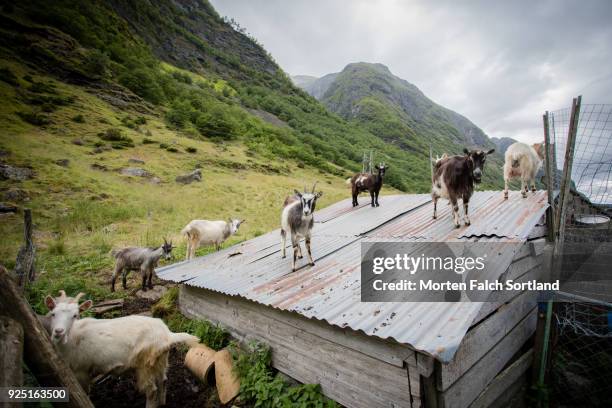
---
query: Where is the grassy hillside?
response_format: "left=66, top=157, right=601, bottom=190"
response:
left=0, top=58, right=362, bottom=305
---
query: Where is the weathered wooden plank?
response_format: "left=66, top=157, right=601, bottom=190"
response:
left=439, top=312, right=536, bottom=408
left=469, top=349, right=533, bottom=408
left=417, top=353, right=435, bottom=377
left=439, top=291, right=536, bottom=391
left=471, top=263, right=541, bottom=327
left=0, top=317, right=24, bottom=392
left=180, top=286, right=413, bottom=408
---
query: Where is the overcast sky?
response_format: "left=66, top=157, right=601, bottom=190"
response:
left=211, top=0, right=612, bottom=144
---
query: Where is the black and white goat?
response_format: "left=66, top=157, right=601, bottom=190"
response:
left=347, top=163, right=388, bottom=207
left=281, top=183, right=323, bottom=272
left=110, top=239, right=173, bottom=292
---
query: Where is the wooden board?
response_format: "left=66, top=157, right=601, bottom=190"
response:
left=438, top=291, right=536, bottom=391
left=438, top=312, right=536, bottom=408
left=469, top=349, right=533, bottom=408
left=180, top=286, right=414, bottom=408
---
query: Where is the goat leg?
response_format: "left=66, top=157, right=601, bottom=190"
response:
left=291, top=234, right=299, bottom=272
left=306, top=236, right=314, bottom=266
left=504, top=178, right=509, bottom=200
left=451, top=198, right=460, bottom=228
left=111, top=265, right=121, bottom=292
left=375, top=190, right=380, bottom=207
left=122, top=268, right=128, bottom=290
left=281, top=229, right=287, bottom=258
left=141, top=273, right=148, bottom=292
left=147, top=269, right=154, bottom=289
left=463, top=198, right=471, bottom=226
left=432, top=194, right=438, bottom=219
left=531, top=179, right=536, bottom=192
left=521, top=178, right=528, bottom=198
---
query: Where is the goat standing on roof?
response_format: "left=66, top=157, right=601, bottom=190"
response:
left=281, top=182, right=323, bottom=272
left=110, top=239, right=173, bottom=292
left=503, top=142, right=545, bottom=199
left=432, top=148, right=495, bottom=228
left=347, top=163, right=388, bottom=207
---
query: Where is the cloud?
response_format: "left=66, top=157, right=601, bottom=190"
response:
left=210, top=0, right=612, bottom=144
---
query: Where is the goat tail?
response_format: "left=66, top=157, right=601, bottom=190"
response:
left=508, top=151, right=522, bottom=168
left=169, top=332, right=200, bottom=347
left=345, top=177, right=352, bottom=186
left=180, top=226, right=191, bottom=238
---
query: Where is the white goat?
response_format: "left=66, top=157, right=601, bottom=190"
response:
left=503, top=142, right=545, bottom=199
left=281, top=183, right=323, bottom=272
left=44, top=292, right=199, bottom=408
left=181, top=218, right=244, bottom=260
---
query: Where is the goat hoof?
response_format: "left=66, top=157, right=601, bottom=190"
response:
left=291, top=268, right=296, bottom=273
left=432, top=215, right=437, bottom=220
left=455, top=224, right=461, bottom=229
left=521, top=193, right=527, bottom=198
left=310, top=262, right=315, bottom=267
left=298, top=255, right=303, bottom=259
left=465, top=221, right=471, bottom=226
left=282, top=255, right=286, bottom=259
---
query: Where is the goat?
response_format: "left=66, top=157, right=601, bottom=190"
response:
left=503, top=142, right=545, bottom=199
left=181, top=218, right=244, bottom=260
left=110, top=239, right=173, bottom=292
left=281, top=183, right=323, bottom=272
left=44, top=291, right=199, bottom=408
left=432, top=148, right=495, bottom=228
left=346, top=163, right=388, bottom=207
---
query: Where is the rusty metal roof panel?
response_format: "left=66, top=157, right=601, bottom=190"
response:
left=157, top=191, right=549, bottom=363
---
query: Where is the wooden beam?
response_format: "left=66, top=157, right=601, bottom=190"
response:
left=469, top=349, right=533, bottom=408
left=0, top=266, right=94, bottom=408
left=438, top=291, right=536, bottom=391
left=0, top=317, right=24, bottom=391
left=542, top=111, right=556, bottom=241
left=439, top=312, right=536, bottom=408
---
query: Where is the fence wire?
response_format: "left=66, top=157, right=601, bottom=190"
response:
left=546, top=102, right=612, bottom=407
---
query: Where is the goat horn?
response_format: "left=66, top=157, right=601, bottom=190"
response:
left=74, top=292, right=86, bottom=303
left=311, top=181, right=318, bottom=193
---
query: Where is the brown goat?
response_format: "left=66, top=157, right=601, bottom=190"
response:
left=347, top=163, right=388, bottom=207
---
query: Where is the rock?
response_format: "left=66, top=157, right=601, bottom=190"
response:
left=175, top=169, right=202, bottom=184
left=91, top=163, right=108, bottom=171
left=72, top=138, right=84, bottom=146
left=150, top=177, right=162, bottom=184
left=128, top=157, right=145, bottom=164
left=0, top=203, right=18, bottom=213
left=0, top=149, right=10, bottom=158
left=2, top=188, right=29, bottom=202
left=0, top=164, right=34, bottom=181
left=135, top=285, right=167, bottom=301
left=55, top=159, right=70, bottom=167
left=121, top=167, right=153, bottom=178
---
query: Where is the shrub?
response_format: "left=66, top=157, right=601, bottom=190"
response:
left=16, top=111, right=51, bottom=126
left=118, top=68, right=164, bottom=104
left=185, top=146, right=197, bottom=153
left=0, top=67, right=19, bottom=85
left=159, top=143, right=168, bottom=149
left=142, top=137, right=156, bottom=144
left=166, top=146, right=178, bottom=153
left=72, top=114, right=85, bottom=123
left=28, top=80, right=55, bottom=93
left=81, top=49, right=110, bottom=78
left=98, top=128, right=134, bottom=148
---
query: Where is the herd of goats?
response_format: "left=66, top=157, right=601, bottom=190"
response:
left=35, top=141, right=545, bottom=407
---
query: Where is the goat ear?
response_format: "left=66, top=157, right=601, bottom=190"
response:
left=79, top=299, right=93, bottom=313
left=294, top=189, right=302, bottom=197
left=45, top=295, right=56, bottom=311
left=486, top=148, right=495, bottom=155
left=463, top=148, right=470, bottom=155
left=240, top=219, right=246, bottom=224
left=374, top=165, right=380, bottom=170
left=316, top=191, right=323, bottom=199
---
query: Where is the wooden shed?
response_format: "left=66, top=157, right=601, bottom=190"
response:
left=158, top=191, right=549, bottom=408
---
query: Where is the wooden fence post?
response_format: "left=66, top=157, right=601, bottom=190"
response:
left=0, top=266, right=94, bottom=408
left=14, top=209, right=36, bottom=289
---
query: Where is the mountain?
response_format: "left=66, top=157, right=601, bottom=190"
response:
left=491, top=137, right=517, bottom=155
left=294, top=62, right=504, bottom=187
left=291, top=73, right=339, bottom=100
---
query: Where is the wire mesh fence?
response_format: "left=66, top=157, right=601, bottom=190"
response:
left=545, top=101, right=612, bottom=407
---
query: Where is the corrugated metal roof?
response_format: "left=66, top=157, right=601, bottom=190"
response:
left=157, top=190, right=548, bottom=362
